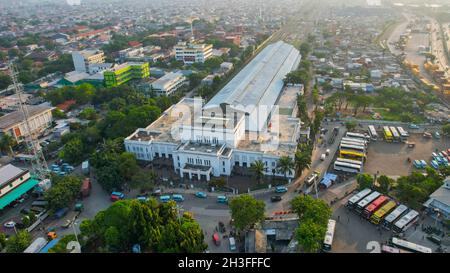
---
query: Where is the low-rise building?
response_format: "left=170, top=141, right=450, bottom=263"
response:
left=0, top=105, right=53, bottom=143
left=72, top=49, right=106, bottom=73
left=0, top=164, right=39, bottom=210
left=150, top=72, right=188, bottom=96
left=103, top=62, right=150, bottom=88
left=424, top=177, right=450, bottom=220
left=174, top=42, right=213, bottom=65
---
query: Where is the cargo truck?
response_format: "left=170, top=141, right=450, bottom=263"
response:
left=80, top=178, right=92, bottom=198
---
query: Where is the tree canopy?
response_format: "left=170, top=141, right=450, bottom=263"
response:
left=229, top=194, right=265, bottom=231
left=79, top=199, right=207, bottom=253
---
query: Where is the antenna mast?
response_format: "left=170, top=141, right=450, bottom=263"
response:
left=9, top=63, right=49, bottom=180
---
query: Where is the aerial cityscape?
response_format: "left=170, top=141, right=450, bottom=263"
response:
left=0, top=0, right=449, bottom=257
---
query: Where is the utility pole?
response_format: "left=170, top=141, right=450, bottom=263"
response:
left=9, top=63, right=49, bottom=180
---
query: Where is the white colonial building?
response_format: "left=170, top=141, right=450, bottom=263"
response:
left=125, top=41, right=302, bottom=181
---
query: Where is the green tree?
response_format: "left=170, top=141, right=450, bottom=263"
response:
left=295, top=219, right=327, bottom=253
left=48, top=234, right=78, bottom=253
left=0, top=134, right=17, bottom=155
left=377, top=175, right=394, bottom=194
left=52, top=108, right=67, bottom=119
left=0, top=74, right=12, bottom=90
left=356, top=173, right=374, bottom=190
left=277, top=156, right=295, bottom=180
left=59, top=137, right=85, bottom=164
left=249, top=160, right=266, bottom=184
left=442, top=124, right=450, bottom=136
left=345, top=121, right=357, bottom=131
left=6, top=230, right=32, bottom=253
left=291, top=195, right=331, bottom=252
left=0, top=232, right=6, bottom=250
left=295, top=150, right=311, bottom=176
left=130, top=170, right=156, bottom=192
left=229, top=194, right=265, bottom=231
left=79, top=107, right=98, bottom=120
left=44, top=175, right=83, bottom=211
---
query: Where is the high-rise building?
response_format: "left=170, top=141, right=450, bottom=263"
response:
left=174, top=42, right=213, bottom=65
left=103, top=62, right=150, bottom=88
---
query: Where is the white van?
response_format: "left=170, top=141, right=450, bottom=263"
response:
left=320, top=154, right=326, bottom=161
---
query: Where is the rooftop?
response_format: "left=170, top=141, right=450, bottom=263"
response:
left=204, top=41, right=301, bottom=114
left=151, top=72, right=185, bottom=87
left=0, top=105, right=53, bottom=130
left=0, top=164, right=28, bottom=188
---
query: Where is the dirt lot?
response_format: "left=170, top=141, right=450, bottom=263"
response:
left=364, top=134, right=450, bottom=176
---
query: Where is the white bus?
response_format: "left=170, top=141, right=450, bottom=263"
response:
left=333, top=160, right=363, bottom=173
left=336, top=157, right=364, bottom=165
left=355, top=191, right=381, bottom=214
left=323, top=219, right=336, bottom=252
left=340, top=140, right=368, bottom=148
left=389, top=126, right=400, bottom=142
left=347, top=188, right=372, bottom=208
left=24, top=237, right=48, bottom=253
left=390, top=237, right=432, bottom=253
left=396, top=126, right=409, bottom=141
left=346, top=132, right=370, bottom=141
left=341, top=137, right=368, bottom=146
left=368, top=125, right=378, bottom=141
left=392, top=209, right=419, bottom=233
left=382, top=204, right=409, bottom=230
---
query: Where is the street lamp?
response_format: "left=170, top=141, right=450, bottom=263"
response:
left=71, top=220, right=80, bottom=245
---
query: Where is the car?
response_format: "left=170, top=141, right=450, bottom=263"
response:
left=172, top=194, right=185, bottom=202
left=409, top=123, right=419, bottom=129
left=434, top=132, right=441, bottom=139
left=325, top=149, right=330, bottom=156
left=320, top=153, right=326, bottom=161
left=137, top=196, right=149, bottom=202
left=423, top=132, right=432, bottom=138
left=217, top=195, right=229, bottom=204
left=3, top=221, right=16, bottom=228
left=159, top=195, right=171, bottom=203
left=62, top=220, right=72, bottom=229
left=275, top=186, right=288, bottom=193
left=442, top=151, right=448, bottom=157
left=20, top=208, right=31, bottom=215
left=271, top=196, right=282, bottom=202
left=110, top=192, right=125, bottom=202
left=195, top=191, right=207, bottom=198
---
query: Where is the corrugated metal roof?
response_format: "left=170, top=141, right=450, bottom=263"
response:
left=0, top=164, right=27, bottom=187
left=204, top=41, right=301, bottom=112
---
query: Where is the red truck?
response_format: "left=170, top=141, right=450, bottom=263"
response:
left=80, top=178, right=92, bottom=198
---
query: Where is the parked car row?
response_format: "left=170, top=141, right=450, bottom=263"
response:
left=50, top=162, right=74, bottom=176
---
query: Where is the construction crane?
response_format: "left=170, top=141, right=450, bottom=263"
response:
left=9, top=63, right=49, bottom=180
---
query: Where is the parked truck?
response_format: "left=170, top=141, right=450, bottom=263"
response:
left=82, top=160, right=90, bottom=175
left=54, top=207, right=69, bottom=219
left=80, top=178, right=92, bottom=198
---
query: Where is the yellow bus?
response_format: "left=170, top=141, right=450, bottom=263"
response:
left=383, top=126, right=393, bottom=142
left=339, top=143, right=366, bottom=161
left=370, top=200, right=397, bottom=225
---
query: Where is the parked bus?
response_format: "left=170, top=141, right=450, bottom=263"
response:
left=335, top=157, right=363, bottom=165
left=339, top=143, right=366, bottom=160
left=341, top=137, right=368, bottom=147
left=392, top=209, right=419, bottom=233
left=369, top=200, right=397, bottom=225
left=340, top=140, right=367, bottom=148
left=390, top=237, right=432, bottom=253
left=381, top=245, right=412, bottom=253
left=397, top=126, right=409, bottom=142
left=333, top=160, right=363, bottom=173
left=382, top=205, right=409, bottom=230
left=355, top=191, right=381, bottom=214
left=322, top=219, right=336, bottom=252
left=345, top=132, right=370, bottom=142
left=383, top=126, right=393, bottom=142
left=362, top=195, right=388, bottom=219
left=368, top=125, right=378, bottom=141
left=347, top=188, right=372, bottom=208
left=389, top=126, right=400, bottom=142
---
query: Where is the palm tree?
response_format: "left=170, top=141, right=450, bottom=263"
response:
left=276, top=156, right=295, bottom=181
left=295, top=150, right=311, bottom=176
left=0, top=134, right=16, bottom=156
left=249, top=160, right=266, bottom=184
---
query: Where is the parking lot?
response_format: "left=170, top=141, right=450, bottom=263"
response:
left=364, top=133, right=450, bottom=176
left=330, top=196, right=444, bottom=253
